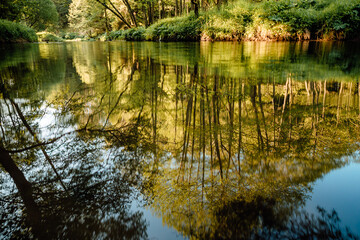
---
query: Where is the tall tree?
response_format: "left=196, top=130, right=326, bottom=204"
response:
left=53, top=0, right=72, bottom=29
left=22, top=0, right=59, bottom=30
left=68, top=0, right=107, bottom=35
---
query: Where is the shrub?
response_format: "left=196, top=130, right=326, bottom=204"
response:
left=146, top=14, right=203, bottom=41
left=318, top=0, right=360, bottom=39
left=107, top=30, right=125, bottom=40
left=201, top=1, right=253, bottom=40
left=0, top=19, right=38, bottom=42
left=123, top=27, right=146, bottom=41
left=260, top=0, right=360, bottom=40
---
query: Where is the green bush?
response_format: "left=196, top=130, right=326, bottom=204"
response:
left=0, top=19, right=38, bottom=42
left=107, top=30, right=125, bottom=40
left=260, top=0, right=360, bottom=40
left=146, top=14, right=203, bottom=41
left=123, top=27, right=146, bottom=41
left=319, top=0, right=360, bottom=39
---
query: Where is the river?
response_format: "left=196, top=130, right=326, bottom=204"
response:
left=0, top=41, right=360, bottom=239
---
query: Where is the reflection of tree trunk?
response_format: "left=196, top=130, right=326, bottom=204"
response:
left=322, top=80, right=327, bottom=118
left=348, top=82, right=353, bottom=113
left=213, top=75, right=223, bottom=180
left=189, top=76, right=197, bottom=182
left=175, top=66, right=181, bottom=143
left=200, top=75, right=206, bottom=200
left=250, top=85, right=264, bottom=151
left=272, top=76, right=276, bottom=147
left=337, top=82, right=344, bottom=124
left=258, top=83, right=269, bottom=149
left=178, top=71, right=194, bottom=182
left=305, top=80, right=310, bottom=96
left=205, top=80, right=214, bottom=180
left=288, top=79, right=292, bottom=149
left=226, top=78, right=235, bottom=177
left=0, top=147, right=41, bottom=236
left=238, top=79, right=242, bottom=174
left=280, top=78, right=290, bottom=128
left=6, top=98, right=68, bottom=192
left=312, top=82, right=320, bottom=157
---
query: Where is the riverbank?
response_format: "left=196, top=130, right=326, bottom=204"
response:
left=0, top=19, right=37, bottom=43
left=105, top=0, right=360, bottom=42
left=2, top=0, right=359, bottom=43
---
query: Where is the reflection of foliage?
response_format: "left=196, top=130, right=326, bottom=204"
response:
left=1, top=41, right=360, bottom=239
left=257, top=207, right=359, bottom=240
left=0, top=134, right=148, bottom=239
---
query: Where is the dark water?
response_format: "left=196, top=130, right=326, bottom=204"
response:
left=0, top=41, right=360, bottom=239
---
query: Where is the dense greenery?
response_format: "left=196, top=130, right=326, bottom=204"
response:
left=105, top=0, right=360, bottom=41
left=1, top=0, right=360, bottom=42
left=0, top=0, right=59, bottom=31
left=0, top=19, right=38, bottom=42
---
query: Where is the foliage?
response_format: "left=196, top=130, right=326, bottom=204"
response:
left=52, top=0, right=72, bottom=29
left=105, top=15, right=203, bottom=41
left=58, top=31, right=84, bottom=40
left=145, top=14, right=203, bottom=41
left=68, top=0, right=106, bottom=36
left=0, top=0, right=23, bottom=21
left=107, top=30, right=125, bottom=40
left=260, top=0, right=360, bottom=40
left=21, top=0, right=59, bottom=31
left=0, top=19, right=38, bottom=42
left=123, top=27, right=146, bottom=41
left=201, top=1, right=253, bottom=40
left=36, top=32, right=64, bottom=42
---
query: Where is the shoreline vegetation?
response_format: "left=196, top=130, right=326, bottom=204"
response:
left=0, top=20, right=38, bottom=43
left=1, top=0, right=360, bottom=43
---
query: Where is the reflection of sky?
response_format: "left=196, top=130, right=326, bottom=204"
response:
left=130, top=193, right=187, bottom=240
left=305, top=153, right=360, bottom=235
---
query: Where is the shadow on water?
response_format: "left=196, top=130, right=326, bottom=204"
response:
left=1, top=41, right=360, bottom=239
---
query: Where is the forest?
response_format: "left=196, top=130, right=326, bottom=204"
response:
left=1, top=0, right=360, bottom=42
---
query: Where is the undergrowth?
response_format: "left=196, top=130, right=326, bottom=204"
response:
left=0, top=19, right=38, bottom=42
left=105, top=0, right=360, bottom=41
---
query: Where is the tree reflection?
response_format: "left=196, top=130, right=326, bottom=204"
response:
left=1, top=41, right=360, bottom=239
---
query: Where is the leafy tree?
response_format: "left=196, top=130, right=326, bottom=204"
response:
left=21, top=0, right=59, bottom=30
left=68, top=0, right=107, bottom=35
left=52, top=0, right=72, bottom=29
left=0, top=0, right=23, bottom=21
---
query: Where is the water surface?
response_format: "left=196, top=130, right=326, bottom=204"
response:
left=0, top=41, right=360, bottom=239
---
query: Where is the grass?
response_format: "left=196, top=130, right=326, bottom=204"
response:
left=0, top=19, right=38, bottom=43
